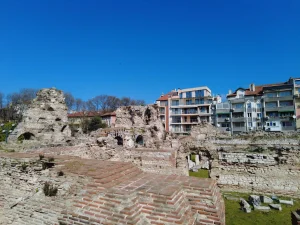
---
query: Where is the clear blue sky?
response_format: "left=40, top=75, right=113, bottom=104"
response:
left=0, top=0, right=299, bottom=103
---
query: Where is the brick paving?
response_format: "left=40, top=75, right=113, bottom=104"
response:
left=0, top=152, right=225, bottom=225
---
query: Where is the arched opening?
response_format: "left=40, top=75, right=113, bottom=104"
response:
left=21, top=132, right=35, bottom=140
left=136, top=135, right=143, bottom=145
left=48, top=107, right=54, bottom=111
left=115, top=136, right=123, bottom=146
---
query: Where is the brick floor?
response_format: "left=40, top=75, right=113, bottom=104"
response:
left=0, top=152, right=225, bottom=225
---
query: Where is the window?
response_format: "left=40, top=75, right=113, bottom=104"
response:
left=186, top=100, right=193, bottom=105
left=257, top=113, right=262, bottom=118
left=195, top=90, right=204, bottom=97
left=279, top=91, right=292, bottom=97
left=172, top=100, right=179, bottom=106
left=282, top=121, right=293, bottom=127
left=266, top=102, right=277, bottom=108
left=221, top=123, right=229, bottom=127
left=247, top=103, right=251, bottom=108
left=233, top=103, right=244, bottom=109
left=248, top=122, right=252, bottom=127
left=257, top=103, right=261, bottom=108
left=247, top=113, right=252, bottom=118
left=295, top=80, right=300, bottom=86
left=186, top=91, right=192, bottom=98
left=179, top=93, right=183, bottom=99
left=280, top=101, right=293, bottom=107
left=233, top=122, right=244, bottom=127
left=266, top=92, right=277, bottom=97
left=257, top=122, right=261, bottom=127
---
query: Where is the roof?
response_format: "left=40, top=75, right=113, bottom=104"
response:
left=227, top=82, right=286, bottom=98
left=68, top=112, right=102, bottom=118
left=101, top=112, right=116, bottom=117
left=156, top=91, right=178, bottom=101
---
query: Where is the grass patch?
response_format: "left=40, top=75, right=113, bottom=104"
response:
left=224, top=192, right=300, bottom=225
left=189, top=169, right=209, bottom=178
left=190, top=155, right=196, bottom=162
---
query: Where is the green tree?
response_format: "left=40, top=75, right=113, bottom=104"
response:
left=88, top=116, right=107, bottom=132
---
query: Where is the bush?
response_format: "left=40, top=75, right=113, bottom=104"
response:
left=87, top=116, right=107, bottom=132
left=43, top=182, right=58, bottom=196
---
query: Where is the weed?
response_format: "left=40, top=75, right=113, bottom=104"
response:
left=43, top=182, right=58, bottom=197
left=21, top=162, right=28, bottom=171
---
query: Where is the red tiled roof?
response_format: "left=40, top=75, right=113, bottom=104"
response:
left=101, top=112, right=116, bottom=117
left=68, top=112, right=102, bottom=118
left=157, top=91, right=178, bottom=101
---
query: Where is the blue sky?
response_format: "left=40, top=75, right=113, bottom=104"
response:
left=0, top=0, right=300, bottom=103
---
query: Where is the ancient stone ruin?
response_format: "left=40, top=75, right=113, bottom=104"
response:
left=8, top=88, right=71, bottom=144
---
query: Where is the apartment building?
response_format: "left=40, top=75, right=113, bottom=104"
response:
left=215, top=78, right=298, bottom=133
left=157, top=86, right=221, bottom=134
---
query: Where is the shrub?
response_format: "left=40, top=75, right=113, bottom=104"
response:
left=21, top=162, right=28, bottom=171
left=43, top=182, right=58, bottom=196
left=87, top=116, right=107, bottom=132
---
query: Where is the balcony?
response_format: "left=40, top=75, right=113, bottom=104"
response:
left=265, top=106, right=294, bottom=112
left=231, top=108, right=244, bottom=112
left=264, top=95, right=293, bottom=102
left=232, top=127, right=246, bottom=132
left=231, top=117, right=246, bottom=122
left=216, top=109, right=230, bottom=114
left=216, top=118, right=230, bottom=123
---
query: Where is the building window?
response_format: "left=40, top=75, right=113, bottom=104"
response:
left=257, top=113, right=262, bottom=118
left=195, top=90, right=204, bottom=97
left=279, top=91, right=292, bottom=97
left=295, top=80, right=300, bottom=86
left=179, top=93, right=183, bottom=99
left=257, top=122, right=261, bottom=127
left=266, top=102, right=277, bottom=108
left=186, top=100, right=193, bottom=105
left=257, top=103, right=261, bottom=108
left=247, top=103, right=251, bottom=108
left=282, top=121, right=293, bottom=127
left=247, top=113, right=252, bottom=118
left=186, top=92, right=192, bottom=98
left=172, top=100, right=179, bottom=106
left=279, top=101, right=293, bottom=107
left=233, top=122, right=244, bottom=127
left=266, top=92, right=277, bottom=97
left=233, top=103, right=244, bottom=109
left=221, top=123, right=229, bottom=127
left=248, top=122, right=252, bottom=127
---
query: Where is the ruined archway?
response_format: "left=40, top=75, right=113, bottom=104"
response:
left=20, top=132, right=35, bottom=140
left=115, top=136, right=123, bottom=146
left=136, top=135, right=144, bottom=145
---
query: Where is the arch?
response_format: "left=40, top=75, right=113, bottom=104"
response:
left=115, top=136, right=123, bottom=146
left=136, top=135, right=144, bottom=145
left=21, top=132, right=35, bottom=140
